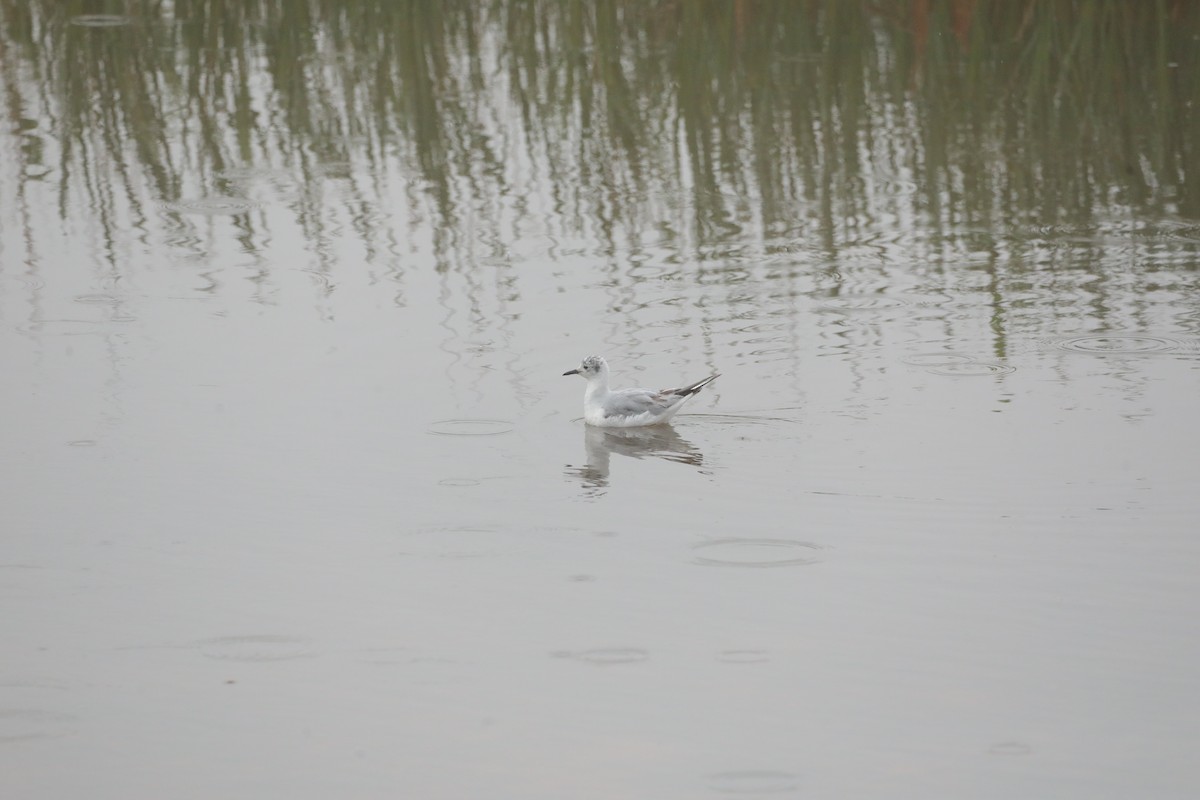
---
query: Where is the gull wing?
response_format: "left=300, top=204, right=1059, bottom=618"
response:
left=604, top=388, right=672, bottom=418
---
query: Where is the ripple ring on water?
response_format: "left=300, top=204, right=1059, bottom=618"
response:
left=196, top=635, right=316, bottom=662
left=926, top=362, right=1016, bottom=377
left=427, top=419, right=514, bottom=436
left=1053, top=334, right=1185, bottom=354
left=707, top=770, right=800, bottom=794
left=554, top=648, right=649, bottom=666
left=73, top=294, right=122, bottom=306
left=160, top=196, right=261, bottom=216
left=902, top=353, right=976, bottom=367
left=692, top=539, right=823, bottom=568
left=70, top=14, right=133, bottom=26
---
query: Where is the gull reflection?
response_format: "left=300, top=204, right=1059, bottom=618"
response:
left=565, top=424, right=705, bottom=493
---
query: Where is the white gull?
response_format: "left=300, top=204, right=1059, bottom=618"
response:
left=563, top=355, right=719, bottom=427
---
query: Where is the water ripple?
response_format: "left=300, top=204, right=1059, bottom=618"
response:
left=160, top=196, right=261, bottom=216
left=437, top=478, right=481, bottom=487
left=927, top=362, right=1016, bottom=377
left=196, top=635, right=316, bottom=662
left=902, top=353, right=976, bottom=367
left=707, top=770, right=800, bottom=794
left=0, top=708, right=76, bottom=744
left=551, top=648, right=649, bottom=666
left=717, top=650, right=771, bottom=664
left=819, top=295, right=907, bottom=313
left=70, top=14, right=133, bottom=27
left=427, top=419, right=514, bottom=436
left=73, top=293, right=122, bottom=306
left=1050, top=334, right=1197, bottom=355
left=692, top=539, right=823, bottom=568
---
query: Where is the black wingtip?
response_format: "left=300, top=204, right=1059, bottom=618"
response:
left=679, top=374, right=720, bottom=396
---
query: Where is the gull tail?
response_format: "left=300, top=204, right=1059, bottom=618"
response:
left=665, top=373, right=720, bottom=397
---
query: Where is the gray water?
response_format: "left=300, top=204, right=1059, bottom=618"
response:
left=3, top=3, right=1199, bottom=798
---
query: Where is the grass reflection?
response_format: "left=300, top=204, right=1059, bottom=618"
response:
left=1, top=0, right=1196, bottom=276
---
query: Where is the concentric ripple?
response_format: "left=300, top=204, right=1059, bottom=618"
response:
left=73, top=294, right=122, bottom=306
left=552, top=648, right=649, bottom=666
left=707, top=770, right=800, bottom=794
left=1052, top=334, right=1188, bottom=354
left=427, top=419, right=514, bottom=436
left=902, top=353, right=976, bottom=367
left=196, top=635, right=316, bottom=662
left=160, top=196, right=261, bottom=216
left=70, top=14, right=133, bottom=26
left=926, top=362, right=1016, bottom=377
left=692, top=539, right=823, bottom=568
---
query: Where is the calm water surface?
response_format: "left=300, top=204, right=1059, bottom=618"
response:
left=2, top=2, right=1199, bottom=798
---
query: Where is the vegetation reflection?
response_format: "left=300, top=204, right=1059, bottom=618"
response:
left=2, top=0, right=1196, bottom=275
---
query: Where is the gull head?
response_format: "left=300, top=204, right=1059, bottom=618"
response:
left=562, top=355, right=608, bottom=382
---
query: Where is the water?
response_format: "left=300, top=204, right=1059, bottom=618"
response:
left=2, top=2, right=1199, bottom=798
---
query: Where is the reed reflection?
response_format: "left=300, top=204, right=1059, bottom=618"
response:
left=1, top=0, right=1197, bottom=338
left=565, top=425, right=706, bottom=494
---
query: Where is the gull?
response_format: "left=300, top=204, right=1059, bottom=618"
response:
left=563, top=355, right=719, bottom=427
